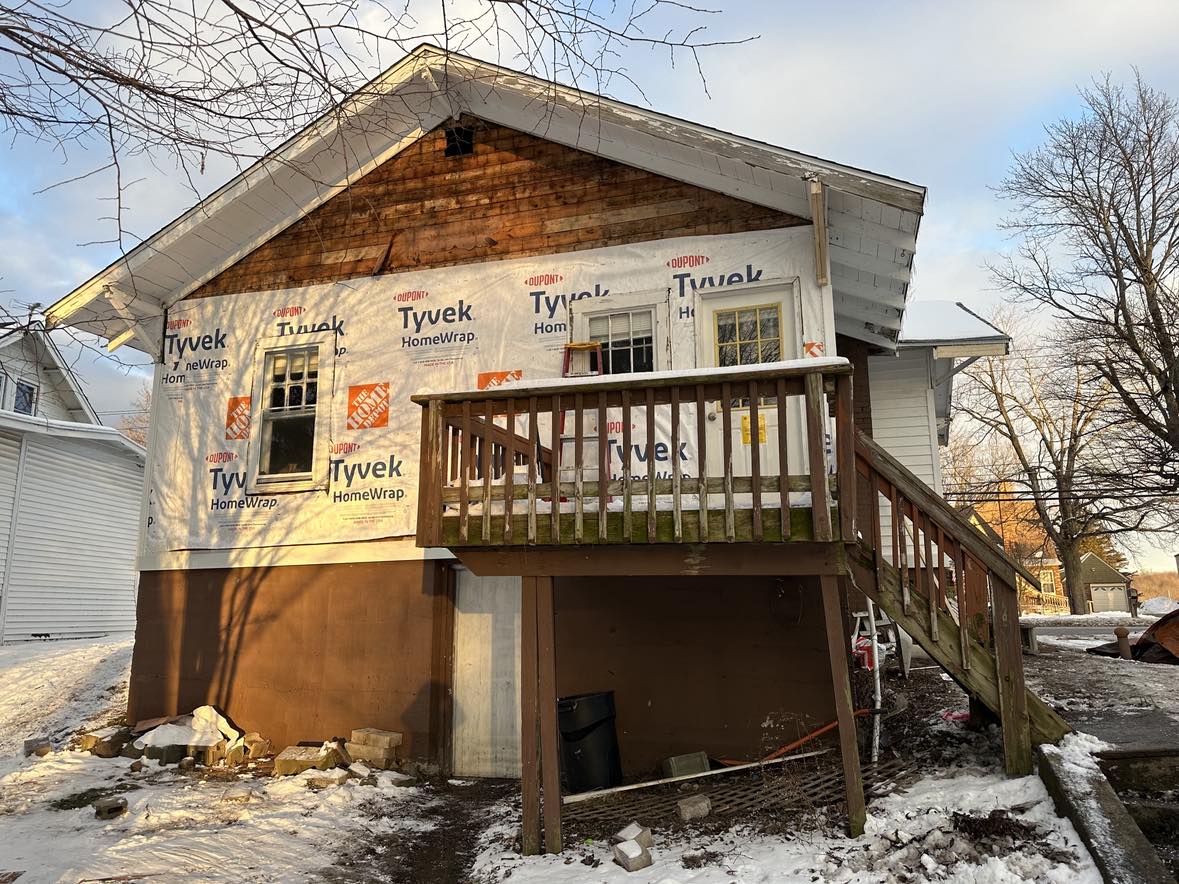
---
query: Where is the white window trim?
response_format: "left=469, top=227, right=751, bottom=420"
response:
left=573, top=301, right=665, bottom=373
left=692, top=277, right=802, bottom=369
left=245, top=331, right=336, bottom=495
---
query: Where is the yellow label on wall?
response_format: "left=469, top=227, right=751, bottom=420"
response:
left=741, top=413, right=767, bottom=445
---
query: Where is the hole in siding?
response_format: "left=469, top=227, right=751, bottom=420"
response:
left=444, top=126, right=475, bottom=157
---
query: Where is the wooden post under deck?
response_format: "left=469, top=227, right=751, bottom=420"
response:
left=520, top=577, right=541, bottom=855
left=819, top=574, right=866, bottom=837
left=536, top=576, right=563, bottom=853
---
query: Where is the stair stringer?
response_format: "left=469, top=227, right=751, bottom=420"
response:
left=848, top=544, right=1070, bottom=747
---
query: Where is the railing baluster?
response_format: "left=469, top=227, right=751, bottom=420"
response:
left=671, top=386, right=682, bottom=542
left=748, top=380, right=762, bottom=542
left=646, top=387, right=657, bottom=543
left=459, top=401, right=472, bottom=543
left=574, top=392, right=585, bottom=544
left=835, top=373, right=855, bottom=541
left=804, top=372, right=832, bottom=542
left=527, top=398, right=538, bottom=544
left=721, top=382, right=735, bottom=542
left=696, top=384, right=709, bottom=542
left=923, top=510, right=938, bottom=641
left=775, top=378, right=790, bottom=541
left=897, top=495, right=910, bottom=613
left=936, top=524, right=947, bottom=612
left=870, top=469, right=885, bottom=589
left=551, top=393, right=561, bottom=544
left=956, top=540, right=971, bottom=669
left=622, top=389, right=633, bottom=541
left=481, top=400, right=493, bottom=543
left=889, top=484, right=900, bottom=569
left=598, top=391, right=608, bottom=543
left=504, top=399, right=515, bottom=544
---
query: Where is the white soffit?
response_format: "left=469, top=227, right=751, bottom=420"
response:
left=47, top=46, right=925, bottom=352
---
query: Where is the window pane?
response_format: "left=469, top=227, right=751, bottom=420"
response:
left=289, top=352, right=305, bottom=382
left=610, top=313, right=630, bottom=339
left=289, top=386, right=303, bottom=407
left=271, top=354, right=287, bottom=382
left=13, top=383, right=35, bottom=415
left=588, top=316, right=608, bottom=340
left=632, top=311, right=653, bottom=335
left=761, top=340, right=780, bottom=362
left=759, top=309, right=779, bottom=339
left=306, top=382, right=318, bottom=406
left=308, top=350, right=319, bottom=378
left=263, top=414, right=315, bottom=475
left=612, top=347, right=631, bottom=374
left=738, top=310, right=757, bottom=341
left=716, top=313, right=736, bottom=344
left=633, top=342, right=654, bottom=373
left=740, top=343, right=758, bottom=365
left=719, top=343, right=738, bottom=367
left=270, top=387, right=286, bottom=409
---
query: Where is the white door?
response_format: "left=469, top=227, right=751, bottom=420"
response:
left=696, top=285, right=805, bottom=481
left=452, top=570, right=522, bottom=777
left=1090, top=584, right=1128, bottom=613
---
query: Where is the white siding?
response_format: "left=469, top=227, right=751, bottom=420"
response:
left=0, top=336, right=89, bottom=423
left=0, top=433, right=22, bottom=606
left=869, top=349, right=942, bottom=492
left=0, top=435, right=141, bottom=641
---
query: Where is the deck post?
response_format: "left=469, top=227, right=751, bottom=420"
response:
left=819, top=574, right=866, bottom=837
left=520, top=577, right=541, bottom=855
left=991, top=575, right=1033, bottom=776
left=536, top=575, right=563, bottom=853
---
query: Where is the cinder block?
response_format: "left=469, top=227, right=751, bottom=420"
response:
left=344, top=741, right=397, bottom=769
left=307, top=768, right=351, bottom=788
left=274, top=746, right=324, bottom=776
left=611, top=839, right=652, bottom=872
left=677, top=794, right=711, bottom=822
left=662, top=751, right=709, bottom=778
left=94, top=796, right=128, bottom=820
left=23, top=737, right=51, bottom=757
left=612, top=822, right=654, bottom=849
left=243, top=732, right=273, bottom=759
left=350, top=728, right=403, bottom=750
left=80, top=727, right=132, bottom=758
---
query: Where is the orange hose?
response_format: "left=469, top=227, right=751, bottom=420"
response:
left=717, top=708, right=872, bottom=766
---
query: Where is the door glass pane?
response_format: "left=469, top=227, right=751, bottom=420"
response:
left=716, top=313, right=737, bottom=344
left=740, top=343, right=758, bottom=364
left=760, top=310, right=779, bottom=339
left=761, top=340, right=780, bottom=362
left=719, top=344, right=738, bottom=367
left=738, top=309, right=757, bottom=341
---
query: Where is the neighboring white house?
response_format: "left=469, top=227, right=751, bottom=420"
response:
left=0, top=325, right=145, bottom=642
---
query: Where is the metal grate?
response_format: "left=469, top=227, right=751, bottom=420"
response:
left=563, top=756, right=915, bottom=837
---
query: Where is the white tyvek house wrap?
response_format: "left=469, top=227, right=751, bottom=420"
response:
left=145, top=227, right=832, bottom=552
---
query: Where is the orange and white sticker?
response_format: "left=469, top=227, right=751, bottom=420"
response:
left=477, top=369, right=523, bottom=390
left=347, top=383, right=390, bottom=430
left=224, top=396, right=251, bottom=440
left=804, top=341, right=825, bottom=358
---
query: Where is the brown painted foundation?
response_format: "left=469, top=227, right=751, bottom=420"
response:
left=554, top=575, right=836, bottom=778
left=131, top=560, right=449, bottom=756
left=132, top=563, right=835, bottom=774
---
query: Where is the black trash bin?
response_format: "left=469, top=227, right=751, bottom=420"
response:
left=557, top=690, right=622, bottom=793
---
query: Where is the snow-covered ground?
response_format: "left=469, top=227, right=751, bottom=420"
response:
left=0, top=637, right=1105, bottom=883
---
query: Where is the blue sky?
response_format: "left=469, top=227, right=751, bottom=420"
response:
left=2, top=0, right=1178, bottom=568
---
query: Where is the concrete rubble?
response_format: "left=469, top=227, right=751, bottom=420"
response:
left=677, top=794, right=711, bottom=822
left=344, top=727, right=403, bottom=770
left=93, top=796, right=127, bottom=820
left=612, top=821, right=654, bottom=850
left=79, top=726, right=132, bottom=758
left=23, top=737, right=51, bottom=757
left=612, top=838, right=653, bottom=872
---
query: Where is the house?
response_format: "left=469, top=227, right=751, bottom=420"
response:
left=967, top=497, right=1070, bottom=615
left=1077, top=552, right=1132, bottom=614
left=0, top=324, right=144, bottom=641
left=45, top=46, right=1067, bottom=850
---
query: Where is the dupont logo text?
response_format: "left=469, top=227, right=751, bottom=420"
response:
left=166, top=318, right=192, bottom=330
left=525, top=273, right=564, bottom=287
left=393, top=290, right=429, bottom=303
left=205, top=451, right=238, bottom=464
left=272, top=305, right=305, bottom=318
left=666, top=255, right=710, bottom=269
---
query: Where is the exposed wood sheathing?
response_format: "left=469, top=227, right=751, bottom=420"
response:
left=191, top=118, right=806, bottom=299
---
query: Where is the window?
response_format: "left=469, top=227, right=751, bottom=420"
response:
left=444, top=126, right=475, bottom=157
left=715, top=304, right=781, bottom=368
left=1039, top=570, right=1057, bottom=594
left=13, top=380, right=37, bottom=416
left=259, top=347, right=318, bottom=478
left=588, top=309, right=654, bottom=375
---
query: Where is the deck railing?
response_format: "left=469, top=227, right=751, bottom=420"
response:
left=414, top=360, right=856, bottom=548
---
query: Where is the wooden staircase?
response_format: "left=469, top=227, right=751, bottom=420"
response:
left=852, top=432, right=1071, bottom=774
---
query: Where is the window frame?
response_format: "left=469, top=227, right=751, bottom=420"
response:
left=12, top=378, right=38, bottom=416
left=245, top=332, right=336, bottom=494
left=586, top=306, right=658, bottom=375
left=712, top=301, right=785, bottom=370
left=576, top=301, right=664, bottom=374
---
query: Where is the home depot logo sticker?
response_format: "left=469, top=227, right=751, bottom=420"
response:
left=347, top=383, right=389, bottom=430
left=225, top=396, right=251, bottom=440
left=804, top=341, right=825, bottom=358
left=477, top=369, right=523, bottom=390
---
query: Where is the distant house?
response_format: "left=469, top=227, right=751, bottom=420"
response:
left=964, top=507, right=1069, bottom=615
left=0, top=324, right=145, bottom=641
left=1077, top=552, right=1132, bottom=614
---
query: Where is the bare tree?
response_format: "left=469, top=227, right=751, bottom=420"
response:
left=953, top=310, right=1161, bottom=613
left=993, top=73, right=1179, bottom=506
left=117, top=381, right=151, bottom=446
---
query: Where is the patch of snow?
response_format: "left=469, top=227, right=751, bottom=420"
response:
left=1141, top=596, right=1179, bottom=617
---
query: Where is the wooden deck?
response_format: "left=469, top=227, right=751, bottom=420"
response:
left=413, top=360, right=856, bottom=550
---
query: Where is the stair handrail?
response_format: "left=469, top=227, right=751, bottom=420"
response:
left=854, top=430, right=1042, bottom=593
